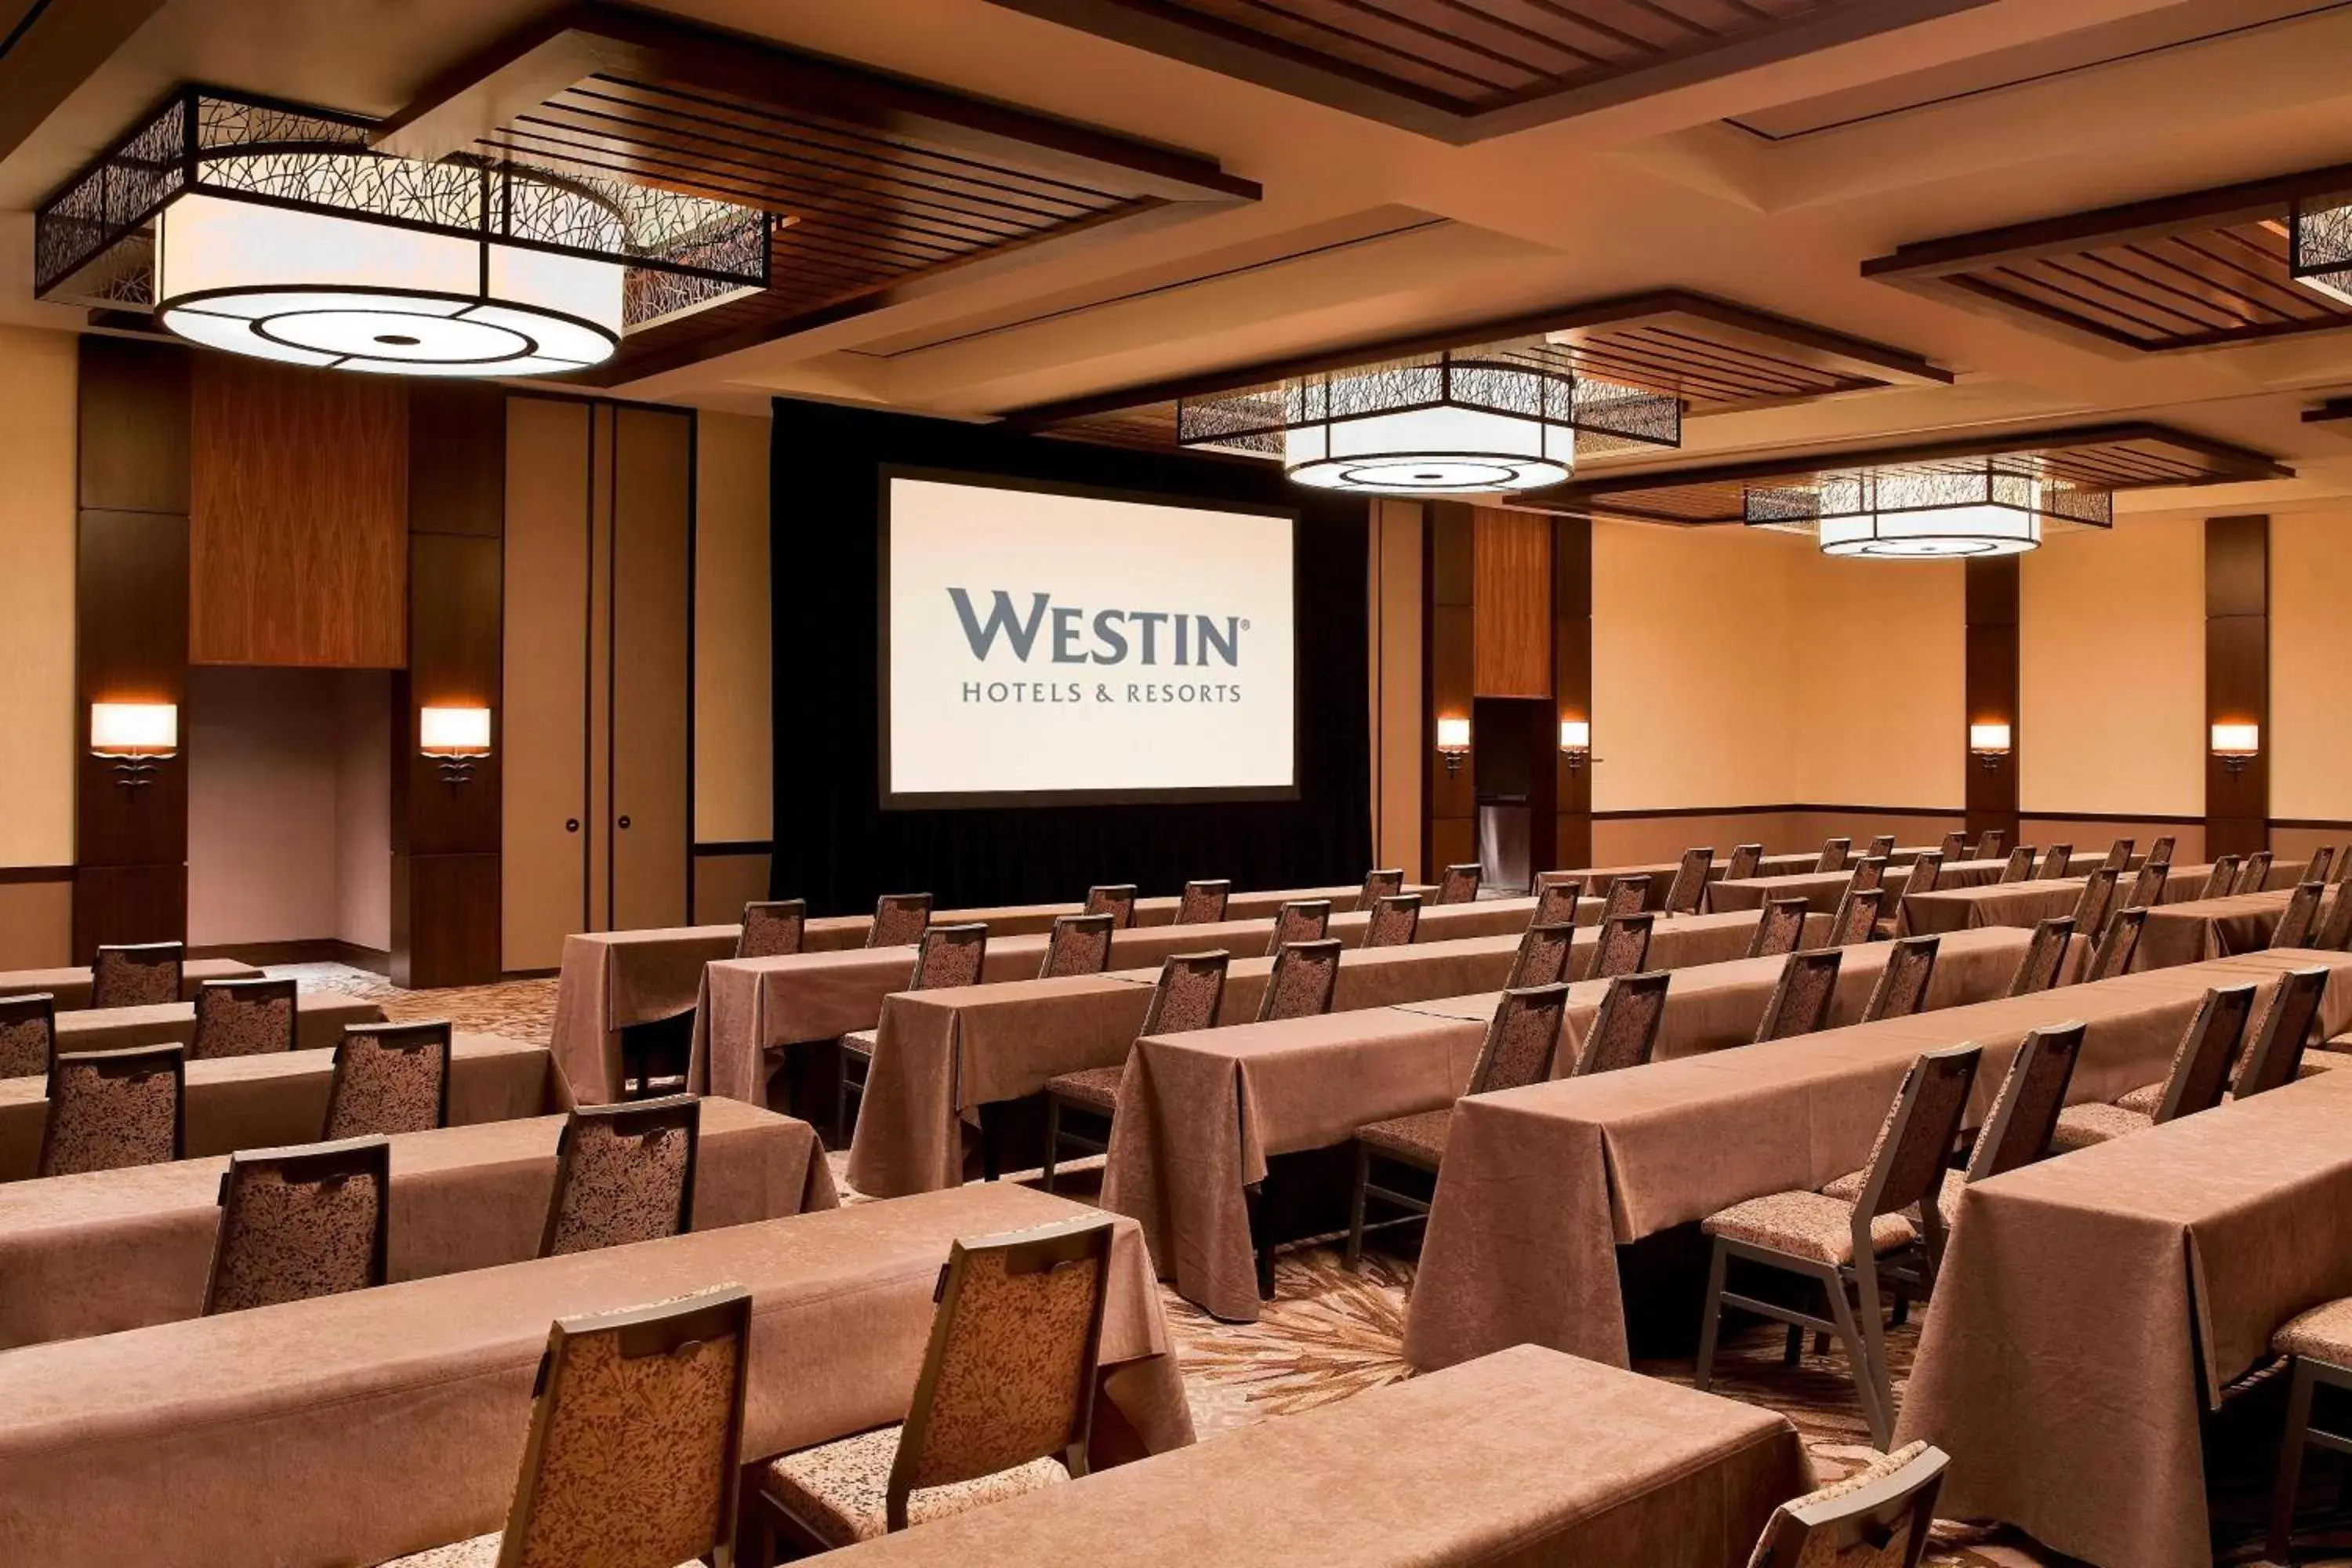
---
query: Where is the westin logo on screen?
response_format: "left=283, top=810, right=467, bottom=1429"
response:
left=947, top=590, right=1247, bottom=666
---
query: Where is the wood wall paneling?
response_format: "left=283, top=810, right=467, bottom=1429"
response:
left=1552, top=516, right=1592, bottom=873
left=1963, top=557, right=2020, bottom=845
left=77, top=336, right=188, bottom=515
left=396, top=532, right=503, bottom=859
left=1369, top=499, right=1425, bottom=878
left=1472, top=506, right=1551, bottom=699
left=190, top=356, right=407, bottom=667
left=2205, top=515, right=2270, bottom=859
left=608, top=405, right=694, bottom=931
left=392, top=851, right=499, bottom=986
left=1425, top=503, right=1475, bottom=880
left=586, top=404, right=615, bottom=935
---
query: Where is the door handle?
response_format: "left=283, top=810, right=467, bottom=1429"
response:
left=617, top=815, right=632, bottom=829
left=564, top=818, right=579, bottom=833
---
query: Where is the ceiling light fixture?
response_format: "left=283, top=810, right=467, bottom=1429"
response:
left=36, top=89, right=773, bottom=377
left=2288, top=198, right=2352, bottom=305
left=1744, top=460, right=2112, bottom=559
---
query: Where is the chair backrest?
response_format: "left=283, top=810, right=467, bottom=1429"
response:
left=1864, top=833, right=1896, bottom=860
left=1570, top=971, right=1671, bottom=1076
left=1753, top=950, right=1842, bottom=1044
left=40, top=1043, right=186, bottom=1176
left=736, top=899, right=807, bottom=960
left=1976, top=829, right=2006, bottom=859
left=2121, top=859, right=2169, bottom=916
left=1039, top=913, right=1116, bottom=978
left=1504, top=921, right=1576, bottom=989
left=1663, top=848, right=1714, bottom=915
left=1265, top=898, right=1332, bottom=956
left=1436, top=863, right=1483, bottom=906
left=1139, top=951, right=1229, bottom=1036
left=1465, top=982, right=1571, bottom=1094
left=1530, top=879, right=1580, bottom=928
left=2308, top=846, right=2339, bottom=887
left=1176, top=880, right=1231, bottom=925
left=1815, top=837, right=1853, bottom=874
left=0, top=992, right=56, bottom=1079
left=1361, top=893, right=1421, bottom=949
left=1745, top=1441, right=1947, bottom=1568
left=1861, top=935, right=1940, bottom=1024
left=1257, top=938, right=1343, bottom=1022
left=2001, top=846, right=2038, bottom=884
left=2272, top=881, right=2328, bottom=951
left=1083, top=884, right=1138, bottom=930
left=1964, top=1022, right=2086, bottom=1184
left=890, top=1218, right=1113, bottom=1529
left=2069, top=867, right=2119, bottom=942
left=2005, top=917, right=2075, bottom=996
left=203, top=1136, right=390, bottom=1315
left=1600, top=875, right=1650, bottom=920
left=189, top=977, right=299, bottom=1060
left=90, top=940, right=183, bottom=1009
left=323, top=1021, right=452, bottom=1139
left=1849, top=855, right=1888, bottom=895
left=1937, top=831, right=1967, bottom=861
left=1726, top=844, right=1765, bottom=880
left=2154, top=983, right=2258, bottom=1123
left=1745, top=898, right=1808, bottom=960
left=2039, top=842, right=2074, bottom=880
left=909, top=923, right=989, bottom=991
left=499, top=1287, right=753, bottom=1566
left=541, top=1095, right=702, bottom=1257
left=2234, top=968, right=2331, bottom=1101
left=1849, top=1047, right=1984, bottom=1224
left=2321, top=880, right=2352, bottom=952
left=867, top=893, right=934, bottom=949
left=2102, top=838, right=2135, bottom=871
left=2235, top=850, right=2274, bottom=895
left=1356, top=868, right=1405, bottom=912
left=1896, top=850, right=1944, bottom=901
left=1827, top=887, right=1886, bottom=949
left=1592, top=913, right=1654, bottom=979
left=2201, top=855, right=2242, bottom=899
left=2083, top=905, right=2147, bottom=982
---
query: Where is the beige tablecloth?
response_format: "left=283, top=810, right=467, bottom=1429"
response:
left=0, top=1097, right=833, bottom=1349
left=1898, top=1068, right=2352, bottom=1568
left=0, top=1033, right=567, bottom=1181
left=0, top=957, right=259, bottom=1008
left=1401, top=950, right=2352, bottom=1373
left=821, top=1344, right=1808, bottom=1568
left=2135, top=887, right=2296, bottom=971
left=1559, top=853, right=1826, bottom=909
left=1896, top=862, right=2215, bottom=935
left=1106, top=925, right=2026, bottom=1322
left=53, top=993, right=383, bottom=1055
left=0, top=1183, right=1190, bottom=1568
left=1706, top=857, right=2014, bottom=914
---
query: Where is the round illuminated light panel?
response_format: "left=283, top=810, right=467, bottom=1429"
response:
left=1817, top=506, right=2042, bottom=559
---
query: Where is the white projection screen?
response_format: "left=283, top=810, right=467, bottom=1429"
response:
left=882, top=470, right=1298, bottom=808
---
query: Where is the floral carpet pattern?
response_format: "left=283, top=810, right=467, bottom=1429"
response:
left=274, top=964, right=2352, bottom=1568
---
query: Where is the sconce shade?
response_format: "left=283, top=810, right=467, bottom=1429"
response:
left=91, top=702, right=177, bottom=757
left=1559, top=719, right=1591, bottom=750
left=420, top=706, right=492, bottom=756
left=1435, top=716, right=1472, bottom=753
left=1968, top=722, right=2012, bottom=753
left=2211, top=722, right=2260, bottom=757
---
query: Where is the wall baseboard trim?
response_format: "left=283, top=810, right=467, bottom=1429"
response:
left=693, top=840, right=773, bottom=857
left=1590, top=804, right=1963, bottom=822
left=2273, top=818, right=2352, bottom=831
left=187, top=938, right=391, bottom=975
left=501, top=966, right=559, bottom=981
left=0, top=866, right=73, bottom=885
left=2020, top=811, right=2205, bottom=826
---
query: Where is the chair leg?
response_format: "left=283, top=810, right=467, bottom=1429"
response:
left=1693, top=1240, right=1729, bottom=1393
left=1849, top=1263, right=1895, bottom=1450
left=1814, top=1332, right=1831, bottom=1357
left=1344, top=1142, right=1370, bottom=1272
left=2271, top=1358, right=2318, bottom=1565
left=1041, top=1098, right=1062, bottom=1194
left=1783, top=1323, right=1804, bottom=1366
left=1243, top=1181, right=1276, bottom=1300
left=978, top=1102, right=1001, bottom=1183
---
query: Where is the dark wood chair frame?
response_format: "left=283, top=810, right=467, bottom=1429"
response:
left=202, top=1134, right=392, bottom=1315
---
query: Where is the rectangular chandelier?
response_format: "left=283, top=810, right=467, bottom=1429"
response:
left=1745, top=459, right=2114, bottom=559
left=2288, top=195, right=2352, bottom=306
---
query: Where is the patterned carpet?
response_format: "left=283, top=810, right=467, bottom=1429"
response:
left=270, top=964, right=2352, bottom=1567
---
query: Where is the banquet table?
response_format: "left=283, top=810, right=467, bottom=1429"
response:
left=1895, top=862, right=2217, bottom=935
left=0, top=1096, right=833, bottom=1349
left=1702, top=856, right=2019, bottom=914
left=688, top=898, right=1551, bottom=1109
left=822, top=1344, right=1809, bottom=1568
left=2134, top=887, right=2298, bottom=971
left=1557, top=852, right=1846, bottom=909
left=0, top=956, right=259, bottom=1007
left=0, top=1184, right=1189, bottom=1568
left=1105, top=924, right=2024, bottom=1322
left=1400, top=949, right=2352, bottom=1373
left=53, top=991, right=384, bottom=1055
left=549, top=883, right=1408, bottom=1103
left=0, top=1032, right=567, bottom=1180
left=1897, top=1067, right=2352, bottom=1568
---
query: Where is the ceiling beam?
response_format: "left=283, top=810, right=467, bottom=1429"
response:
left=0, top=0, right=170, bottom=165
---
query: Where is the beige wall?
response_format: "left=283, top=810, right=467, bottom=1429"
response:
left=694, top=411, right=772, bottom=845
left=1782, top=550, right=1964, bottom=808
left=2272, top=510, right=2352, bottom=825
left=0, top=326, right=77, bottom=872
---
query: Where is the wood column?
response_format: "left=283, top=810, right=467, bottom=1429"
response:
left=1552, top=516, right=1593, bottom=872
left=1963, top=557, right=2020, bottom=847
left=391, top=383, right=505, bottom=987
left=2205, top=514, right=2269, bottom=859
left=74, top=336, right=191, bottom=961
left=1422, top=502, right=1474, bottom=881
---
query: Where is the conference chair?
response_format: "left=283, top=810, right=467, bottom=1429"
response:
left=2272, top=882, right=2328, bottom=950
left=2236, top=851, right=2276, bottom=896
left=1530, top=879, right=1580, bottom=928
left=2308, top=846, right=2338, bottom=887
left=2050, top=983, right=2256, bottom=1149
left=736, top=898, right=807, bottom=959
left=1661, top=848, right=1714, bottom=916
left=2102, top=838, right=2136, bottom=872
left=1745, top=898, right=1807, bottom=960
left=541, top=1096, right=701, bottom=1257
left=189, top=977, right=298, bottom=1059
left=1360, top=894, right=1421, bottom=949
left=0, top=992, right=56, bottom=1079
left=1976, top=829, right=2007, bottom=860
left=1042, top=950, right=1229, bottom=1193
left=2202, top=855, right=2244, bottom=899
left=1937, top=831, right=1968, bottom=861
left=1726, top=844, right=1764, bottom=881
left=2231, top=968, right=2331, bottom=1102
left=1880, top=850, right=1944, bottom=937
left=1697, top=1045, right=1982, bottom=1447
left=1591, top=913, right=1653, bottom=979
left=840, top=924, right=988, bottom=1138
left=2147, top=834, right=2178, bottom=867
left=89, top=941, right=183, bottom=1009
left=2039, top=843, right=2075, bottom=880
left=379, top=1289, right=753, bottom=1568
left=756, top=1219, right=1110, bottom=1551
left=1752, top=950, right=1841, bottom=1044
left=1265, top=899, right=1331, bottom=956
left=1345, top=983, right=1570, bottom=1271
left=38, top=1043, right=185, bottom=1177
left=866, top=893, right=933, bottom=949
left=1435, top=863, right=1482, bottom=906
left=1256, top=938, right=1343, bottom=1022
left=2119, top=858, right=2169, bottom=920
left=1849, top=855, right=1889, bottom=897
left=2005, top=917, right=2075, bottom=996
left=1566, top=971, right=1672, bottom=1077
left=2320, top=881, right=2352, bottom=952
left=1355, top=869, right=1405, bottom=913
left=1599, top=875, right=1650, bottom=920
left=1860, top=936, right=1940, bottom=1024
left=1745, top=1443, right=1947, bottom=1568
left=2000, top=845, right=2037, bottom=883
left=2082, top=906, right=2147, bottom=982
left=1814, top=837, right=1853, bottom=873
left=1825, top=887, right=1885, bottom=949
left=1503, top=920, right=1576, bottom=989
left=2067, top=868, right=2121, bottom=953
left=1864, top=833, right=1897, bottom=861
left=1039, top=913, right=1116, bottom=978
left=1176, top=879, right=1230, bottom=924
left=322, top=1022, right=452, bottom=1139
left=202, top=1137, right=390, bottom=1315
left=1083, top=884, right=1138, bottom=929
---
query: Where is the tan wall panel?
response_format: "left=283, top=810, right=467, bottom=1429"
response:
left=610, top=406, right=692, bottom=931
left=0, top=878, right=72, bottom=969
left=1784, top=550, right=1965, bottom=809
left=1590, top=811, right=1803, bottom=868
left=693, top=411, right=772, bottom=845
left=2020, top=517, right=2204, bottom=817
left=2020, top=817, right=2201, bottom=865
left=0, top=327, right=78, bottom=869
left=187, top=668, right=341, bottom=945
left=692, top=851, right=771, bottom=926
left=1371, top=499, right=1422, bottom=876
left=2272, top=510, right=2352, bottom=823
left=501, top=397, right=591, bottom=971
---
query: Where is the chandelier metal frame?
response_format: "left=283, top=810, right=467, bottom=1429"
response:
left=1744, top=458, right=2114, bottom=558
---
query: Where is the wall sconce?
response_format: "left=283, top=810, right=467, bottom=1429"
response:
left=2212, top=721, right=2259, bottom=776
left=1436, top=715, right=1471, bottom=778
left=1968, top=721, right=2012, bottom=770
left=420, top=706, right=493, bottom=783
left=1559, top=718, right=1592, bottom=773
left=90, top=702, right=177, bottom=786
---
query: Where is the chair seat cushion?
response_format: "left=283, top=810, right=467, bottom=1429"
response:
left=762, top=1425, right=1067, bottom=1547
left=1356, top=1108, right=1454, bottom=1167
left=2277, top=1298, right=2352, bottom=1364
left=1701, top=1190, right=1916, bottom=1265
left=2049, top=1102, right=2151, bottom=1151
left=2113, top=1080, right=2167, bottom=1116
left=1044, top=1066, right=1123, bottom=1112
left=841, top=1029, right=878, bottom=1060
left=375, top=1533, right=699, bottom=1568
left=1817, top=1167, right=1964, bottom=1231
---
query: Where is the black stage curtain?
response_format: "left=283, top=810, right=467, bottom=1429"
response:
left=769, top=397, right=1370, bottom=915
